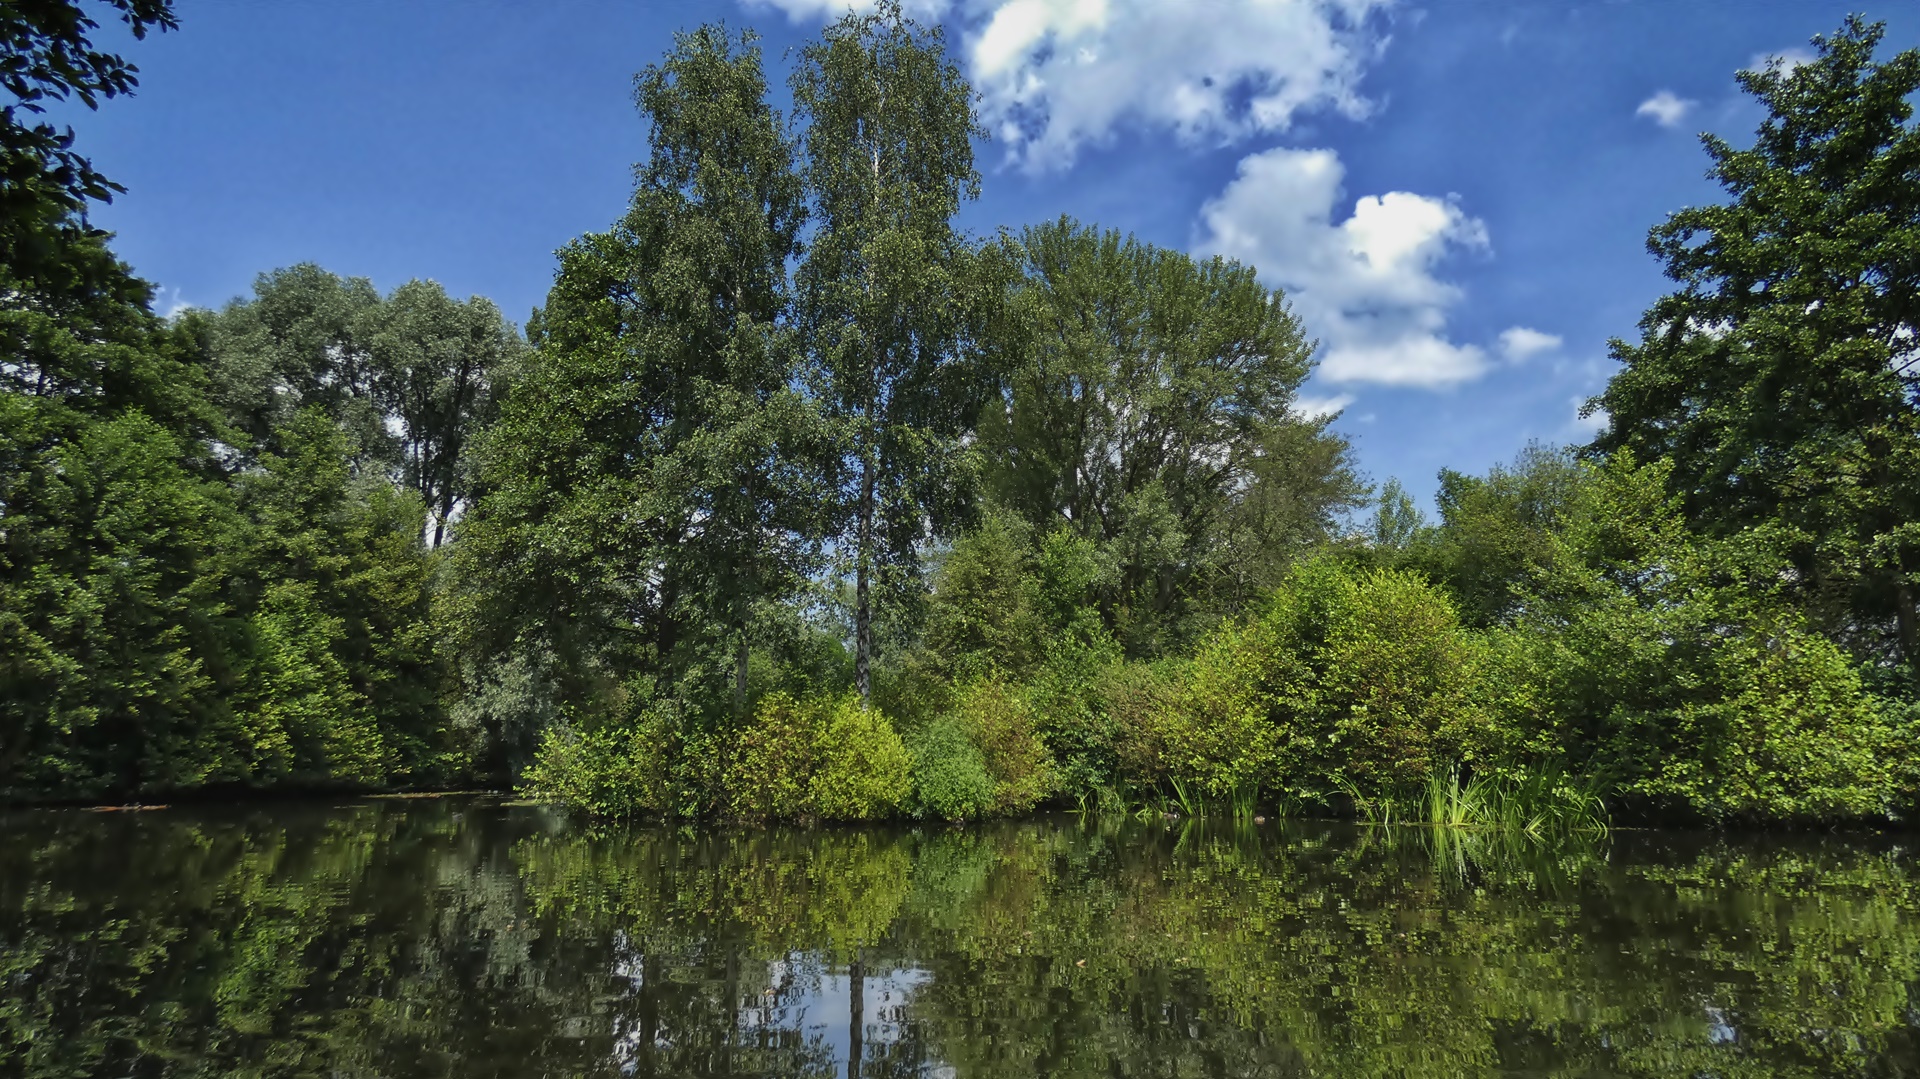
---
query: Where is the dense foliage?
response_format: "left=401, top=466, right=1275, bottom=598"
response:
left=1594, top=16, right=1920, bottom=689
left=4, top=3, right=1917, bottom=827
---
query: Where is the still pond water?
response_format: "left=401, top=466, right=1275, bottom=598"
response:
left=4, top=795, right=1919, bottom=1077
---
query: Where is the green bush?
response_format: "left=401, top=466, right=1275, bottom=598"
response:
left=1100, top=661, right=1181, bottom=792
left=808, top=695, right=913, bottom=821
left=908, top=717, right=995, bottom=821
left=519, top=708, right=671, bottom=818
left=944, top=679, right=1055, bottom=814
left=1024, top=621, right=1124, bottom=803
left=722, top=692, right=910, bottom=822
left=725, top=692, right=819, bottom=820
left=1496, top=456, right=1903, bottom=822
left=1154, top=558, right=1488, bottom=808
left=922, top=509, right=1047, bottom=683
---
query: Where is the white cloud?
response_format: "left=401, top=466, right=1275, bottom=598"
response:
left=1635, top=90, right=1694, bottom=128
left=1197, top=146, right=1492, bottom=389
left=743, top=0, right=1393, bottom=172
left=1498, top=326, right=1560, bottom=362
left=1747, top=47, right=1816, bottom=75
left=157, top=285, right=192, bottom=321
left=1570, top=396, right=1607, bottom=435
left=741, top=0, right=951, bottom=19
left=969, top=0, right=1391, bottom=170
left=1292, top=392, right=1356, bottom=419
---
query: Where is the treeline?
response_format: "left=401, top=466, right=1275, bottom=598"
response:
left=4, top=3, right=1918, bottom=824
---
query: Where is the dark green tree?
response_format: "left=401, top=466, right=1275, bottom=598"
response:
left=0, top=0, right=253, bottom=799
left=1, top=0, right=176, bottom=283
left=231, top=408, right=448, bottom=785
left=197, top=264, right=386, bottom=462
left=197, top=265, right=520, bottom=540
left=0, top=403, right=241, bottom=797
left=1591, top=18, right=1920, bottom=685
left=979, top=218, right=1350, bottom=655
left=461, top=24, right=815, bottom=720
left=793, top=1, right=987, bottom=703
left=358, top=280, right=521, bottom=546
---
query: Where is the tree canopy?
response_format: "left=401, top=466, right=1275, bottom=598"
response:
left=1593, top=16, right=1920, bottom=685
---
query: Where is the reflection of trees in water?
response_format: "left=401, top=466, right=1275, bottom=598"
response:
left=515, top=826, right=927, bottom=1077
left=2, top=801, right=1919, bottom=1076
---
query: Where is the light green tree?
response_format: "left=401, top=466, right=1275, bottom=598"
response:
left=793, top=0, right=988, bottom=703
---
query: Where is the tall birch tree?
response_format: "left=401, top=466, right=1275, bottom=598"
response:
left=792, top=1, right=985, bottom=704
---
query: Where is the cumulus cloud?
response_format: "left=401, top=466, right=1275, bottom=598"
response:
left=1635, top=90, right=1694, bottom=128
left=1292, top=392, right=1356, bottom=420
left=742, top=0, right=1393, bottom=172
left=741, top=0, right=950, bottom=20
left=968, top=0, right=1391, bottom=170
left=1197, top=146, right=1492, bottom=389
left=1570, top=396, right=1608, bottom=435
left=1498, top=326, right=1560, bottom=362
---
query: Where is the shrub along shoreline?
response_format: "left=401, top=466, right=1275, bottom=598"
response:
left=523, top=455, right=1913, bottom=830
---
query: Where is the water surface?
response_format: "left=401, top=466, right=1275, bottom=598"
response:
left=4, top=796, right=1918, bottom=1077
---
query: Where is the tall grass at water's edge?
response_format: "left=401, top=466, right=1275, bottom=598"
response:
left=1343, top=768, right=1609, bottom=836
left=1102, top=767, right=1610, bottom=838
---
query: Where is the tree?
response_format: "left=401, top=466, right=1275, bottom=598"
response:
left=979, top=218, right=1350, bottom=655
left=1, top=0, right=176, bottom=283
left=461, top=24, right=816, bottom=717
left=198, top=264, right=386, bottom=462
left=792, top=1, right=987, bottom=704
left=1419, top=443, right=1585, bottom=627
left=0, top=403, right=241, bottom=798
left=1591, top=18, right=1920, bottom=686
left=197, top=265, right=520, bottom=539
left=0, top=0, right=255, bottom=800
left=231, top=408, right=448, bottom=786
left=359, top=280, right=521, bottom=546
left=1370, top=479, right=1424, bottom=552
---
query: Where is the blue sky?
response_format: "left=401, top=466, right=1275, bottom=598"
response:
left=68, top=0, right=1919, bottom=506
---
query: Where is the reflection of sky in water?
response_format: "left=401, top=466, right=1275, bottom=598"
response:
left=607, top=940, right=934, bottom=1075
left=1704, top=1005, right=1737, bottom=1045
left=780, top=961, right=931, bottom=1059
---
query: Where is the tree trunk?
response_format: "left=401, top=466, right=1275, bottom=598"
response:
left=638, top=953, right=660, bottom=1075
left=735, top=629, right=750, bottom=717
left=855, top=455, right=874, bottom=706
left=1897, top=577, right=1920, bottom=693
left=846, top=954, right=865, bottom=1079
left=723, top=947, right=739, bottom=1075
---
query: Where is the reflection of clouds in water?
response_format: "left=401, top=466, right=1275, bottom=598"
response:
left=611, top=930, right=645, bottom=989
left=790, top=961, right=932, bottom=1055
left=746, top=953, right=933, bottom=1065
left=604, top=947, right=935, bottom=1075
